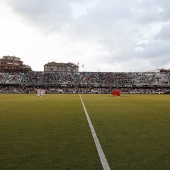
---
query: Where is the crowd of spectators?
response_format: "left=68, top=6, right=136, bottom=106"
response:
left=24, top=72, right=43, bottom=84
left=42, top=72, right=58, bottom=84
left=0, top=71, right=169, bottom=88
left=79, top=72, right=133, bottom=86
left=57, top=72, right=79, bottom=85
left=0, top=86, right=169, bottom=94
left=0, top=73, right=8, bottom=83
left=5, top=72, right=24, bottom=84
left=0, top=86, right=24, bottom=93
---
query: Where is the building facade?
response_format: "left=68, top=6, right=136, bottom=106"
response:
left=44, top=62, right=79, bottom=72
left=0, top=55, right=31, bottom=72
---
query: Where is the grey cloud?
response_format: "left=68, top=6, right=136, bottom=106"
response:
left=2, top=0, right=73, bottom=33
left=155, top=24, right=170, bottom=41
left=96, top=38, right=170, bottom=67
left=70, top=0, right=170, bottom=69
left=134, top=0, right=170, bottom=24
left=133, top=41, right=170, bottom=58
left=1, top=0, right=170, bottom=71
left=73, top=0, right=135, bottom=36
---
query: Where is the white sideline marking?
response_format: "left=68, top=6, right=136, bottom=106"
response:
left=79, top=95, right=110, bottom=170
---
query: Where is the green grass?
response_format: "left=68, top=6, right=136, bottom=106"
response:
left=83, top=94, right=170, bottom=170
left=0, top=94, right=170, bottom=170
left=0, top=94, right=102, bottom=170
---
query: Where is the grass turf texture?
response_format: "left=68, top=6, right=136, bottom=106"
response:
left=0, top=94, right=170, bottom=170
left=83, top=94, right=170, bottom=170
left=0, top=94, right=102, bottom=170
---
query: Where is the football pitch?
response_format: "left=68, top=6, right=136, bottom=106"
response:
left=0, top=94, right=170, bottom=170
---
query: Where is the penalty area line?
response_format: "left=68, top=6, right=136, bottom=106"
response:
left=79, top=95, right=110, bottom=170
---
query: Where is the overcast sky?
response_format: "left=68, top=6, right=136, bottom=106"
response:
left=0, top=0, right=170, bottom=72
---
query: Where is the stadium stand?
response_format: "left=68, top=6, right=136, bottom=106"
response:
left=5, top=72, right=24, bottom=84
left=0, top=70, right=170, bottom=94
left=0, top=72, right=8, bottom=83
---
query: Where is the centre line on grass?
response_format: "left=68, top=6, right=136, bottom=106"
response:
left=79, top=95, right=110, bottom=170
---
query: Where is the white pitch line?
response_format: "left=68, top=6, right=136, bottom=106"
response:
left=79, top=95, right=110, bottom=170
